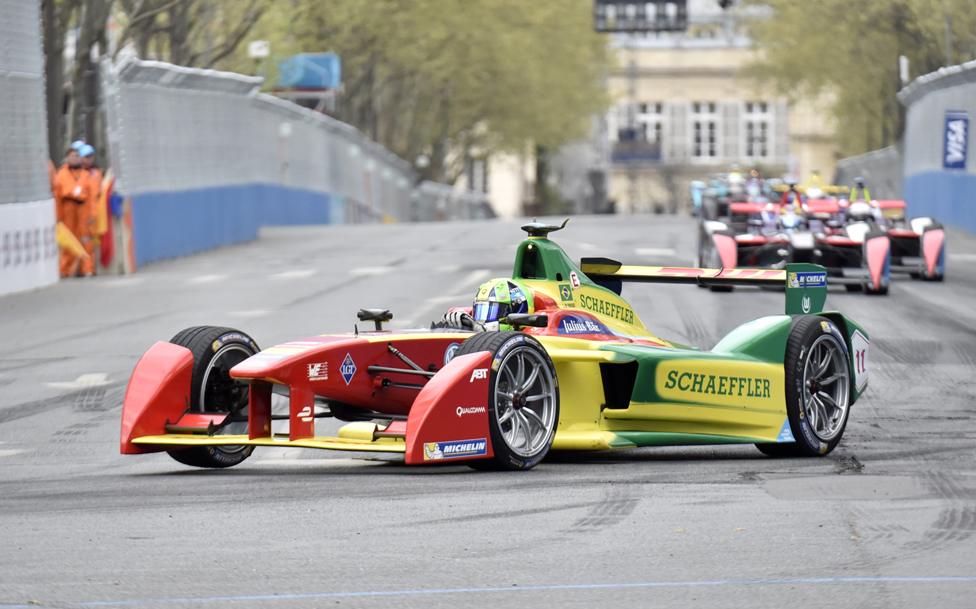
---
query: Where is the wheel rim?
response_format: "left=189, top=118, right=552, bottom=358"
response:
left=199, top=344, right=254, bottom=452
left=801, top=335, right=851, bottom=442
left=493, top=346, right=557, bottom=458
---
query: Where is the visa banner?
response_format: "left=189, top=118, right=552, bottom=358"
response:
left=944, top=111, right=969, bottom=170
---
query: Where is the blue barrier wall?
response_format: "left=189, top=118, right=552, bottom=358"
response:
left=904, top=172, right=976, bottom=233
left=131, top=184, right=330, bottom=266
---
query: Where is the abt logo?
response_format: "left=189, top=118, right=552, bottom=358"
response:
left=469, top=368, right=488, bottom=382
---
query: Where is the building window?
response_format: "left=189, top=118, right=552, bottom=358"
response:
left=691, top=101, right=718, bottom=159
left=744, top=101, right=771, bottom=158
left=636, top=102, right=664, bottom=145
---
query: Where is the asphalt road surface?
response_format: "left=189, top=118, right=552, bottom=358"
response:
left=2, top=215, right=975, bottom=609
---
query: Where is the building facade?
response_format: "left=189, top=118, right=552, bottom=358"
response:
left=605, top=0, right=838, bottom=213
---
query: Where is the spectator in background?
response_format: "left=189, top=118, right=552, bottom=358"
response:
left=79, top=144, right=101, bottom=275
left=52, top=146, right=91, bottom=277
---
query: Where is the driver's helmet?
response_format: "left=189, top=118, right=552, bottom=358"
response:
left=472, top=278, right=534, bottom=331
left=848, top=201, right=873, bottom=222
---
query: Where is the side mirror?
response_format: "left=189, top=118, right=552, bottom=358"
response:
left=357, top=308, right=393, bottom=331
left=500, top=313, right=549, bottom=328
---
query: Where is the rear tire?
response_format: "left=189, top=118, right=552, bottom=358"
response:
left=455, top=332, right=559, bottom=471
left=166, top=326, right=260, bottom=468
left=756, top=316, right=852, bottom=457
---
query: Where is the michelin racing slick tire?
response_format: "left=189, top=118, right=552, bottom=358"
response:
left=756, top=316, right=852, bottom=458
left=455, top=332, right=559, bottom=471
left=166, top=326, right=260, bottom=468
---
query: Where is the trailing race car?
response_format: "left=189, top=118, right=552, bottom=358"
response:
left=121, top=221, right=870, bottom=471
left=699, top=199, right=892, bottom=294
left=874, top=199, right=945, bottom=281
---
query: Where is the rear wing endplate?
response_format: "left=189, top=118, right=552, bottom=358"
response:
left=580, top=258, right=828, bottom=315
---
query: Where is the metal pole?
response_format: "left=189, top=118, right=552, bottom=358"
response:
left=627, top=39, right=639, bottom=213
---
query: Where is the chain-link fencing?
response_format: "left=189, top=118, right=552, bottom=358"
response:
left=0, top=0, right=58, bottom=295
left=898, top=60, right=976, bottom=233
left=101, top=57, right=492, bottom=266
left=833, top=145, right=903, bottom=199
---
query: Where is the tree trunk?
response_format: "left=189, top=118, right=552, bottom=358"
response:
left=69, top=0, right=113, bottom=147
left=41, top=0, right=66, bottom=161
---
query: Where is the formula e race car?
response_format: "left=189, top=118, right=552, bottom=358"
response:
left=120, top=221, right=870, bottom=471
left=698, top=199, right=892, bottom=294
left=874, top=199, right=946, bottom=281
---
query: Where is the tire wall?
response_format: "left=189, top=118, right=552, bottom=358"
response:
left=898, top=61, right=976, bottom=234
left=0, top=1, right=58, bottom=296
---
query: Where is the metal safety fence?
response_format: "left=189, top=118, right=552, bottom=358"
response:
left=101, top=57, right=492, bottom=266
left=898, top=60, right=976, bottom=233
left=833, top=145, right=903, bottom=200
left=0, top=0, right=58, bottom=295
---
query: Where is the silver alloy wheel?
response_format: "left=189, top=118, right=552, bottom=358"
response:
left=802, top=335, right=851, bottom=442
left=494, top=346, right=558, bottom=457
left=199, top=344, right=253, bottom=452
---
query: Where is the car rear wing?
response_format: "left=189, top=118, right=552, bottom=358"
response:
left=580, top=258, right=828, bottom=315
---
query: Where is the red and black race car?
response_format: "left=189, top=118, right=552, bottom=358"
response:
left=874, top=199, right=946, bottom=282
left=698, top=200, right=891, bottom=294
left=698, top=197, right=947, bottom=295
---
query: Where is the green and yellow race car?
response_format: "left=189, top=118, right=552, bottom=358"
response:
left=120, top=221, right=869, bottom=471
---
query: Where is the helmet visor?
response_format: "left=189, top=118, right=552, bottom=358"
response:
left=473, top=301, right=511, bottom=323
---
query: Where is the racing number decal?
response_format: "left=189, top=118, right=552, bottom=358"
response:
left=850, top=330, right=869, bottom=392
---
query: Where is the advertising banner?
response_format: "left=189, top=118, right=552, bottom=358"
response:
left=0, top=199, right=59, bottom=296
left=943, top=111, right=969, bottom=170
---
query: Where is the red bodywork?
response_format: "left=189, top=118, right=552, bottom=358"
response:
left=922, top=228, right=945, bottom=276
left=120, top=332, right=501, bottom=462
left=120, top=342, right=195, bottom=454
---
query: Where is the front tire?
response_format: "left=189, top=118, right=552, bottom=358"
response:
left=166, top=326, right=260, bottom=468
left=455, top=332, right=559, bottom=471
left=756, top=316, right=852, bottom=457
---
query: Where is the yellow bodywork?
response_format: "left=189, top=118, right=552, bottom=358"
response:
left=532, top=335, right=788, bottom=449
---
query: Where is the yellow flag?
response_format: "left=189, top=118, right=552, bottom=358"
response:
left=56, top=222, right=90, bottom=259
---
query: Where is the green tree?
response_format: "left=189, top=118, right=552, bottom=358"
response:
left=232, top=0, right=609, bottom=184
left=745, top=0, right=976, bottom=155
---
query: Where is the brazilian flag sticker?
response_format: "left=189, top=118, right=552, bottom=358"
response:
left=559, top=283, right=573, bottom=302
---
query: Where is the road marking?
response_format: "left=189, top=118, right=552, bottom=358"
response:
left=635, top=247, right=676, bottom=257
left=0, top=449, right=23, bottom=458
left=425, top=294, right=472, bottom=305
left=227, top=310, right=273, bottom=318
left=187, top=274, right=227, bottom=284
left=405, top=270, right=491, bottom=328
left=578, top=242, right=600, bottom=251
left=948, top=253, right=976, bottom=262
left=46, top=373, right=111, bottom=390
left=435, top=264, right=461, bottom=273
left=348, top=266, right=393, bottom=276
left=44, top=575, right=976, bottom=608
left=100, top=277, right=144, bottom=287
left=271, top=269, right=317, bottom=280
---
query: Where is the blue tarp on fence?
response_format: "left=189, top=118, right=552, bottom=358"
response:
left=130, top=184, right=331, bottom=266
left=904, top=171, right=976, bottom=234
